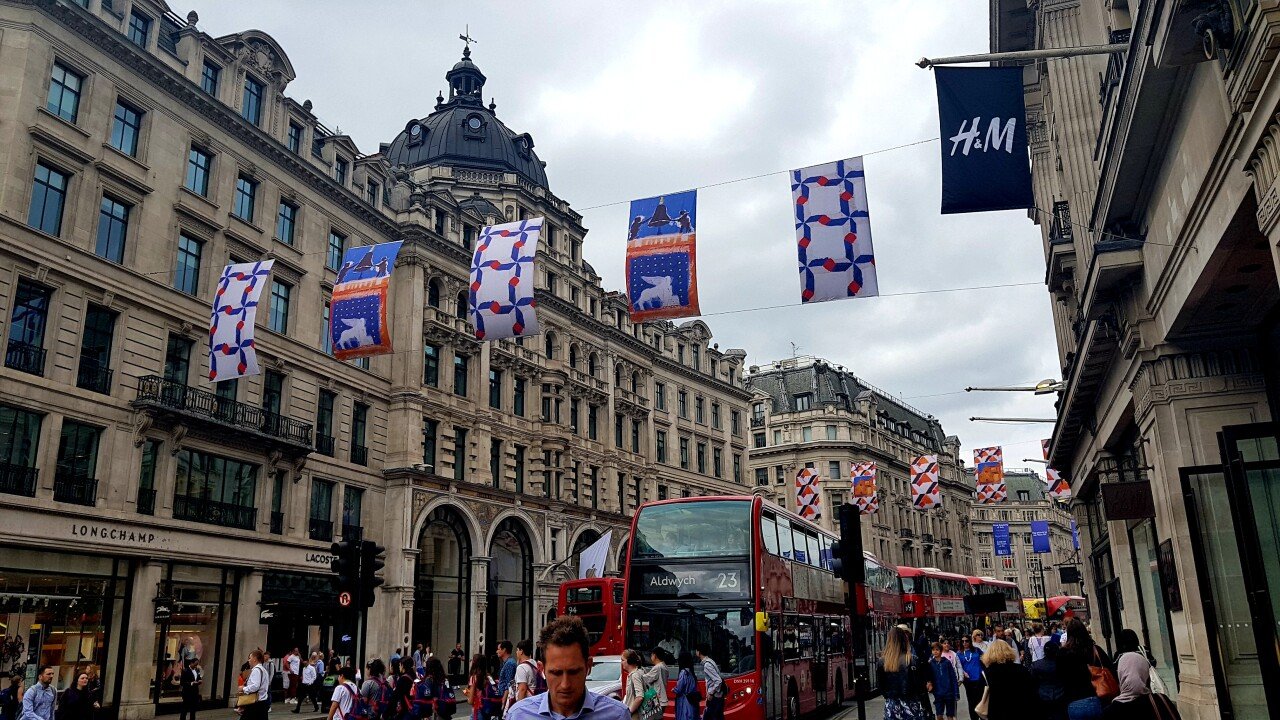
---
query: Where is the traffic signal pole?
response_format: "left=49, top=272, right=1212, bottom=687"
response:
left=830, top=503, right=868, bottom=720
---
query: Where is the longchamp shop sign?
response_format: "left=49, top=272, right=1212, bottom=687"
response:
left=70, top=522, right=159, bottom=545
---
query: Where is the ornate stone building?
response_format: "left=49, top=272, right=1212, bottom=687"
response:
left=970, top=469, right=1076, bottom=599
left=0, top=1, right=750, bottom=718
left=991, top=0, right=1280, bottom=715
left=744, top=357, right=975, bottom=575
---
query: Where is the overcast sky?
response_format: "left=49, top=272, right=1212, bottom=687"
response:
left=193, top=0, right=1060, bottom=470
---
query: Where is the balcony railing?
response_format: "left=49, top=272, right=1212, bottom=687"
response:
left=315, top=435, right=335, bottom=456
left=351, top=444, right=368, bottom=466
left=5, top=341, right=46, bottom=376
left=76, top=357, right=113, bottom=394
left=899, top=528, right=916, bottom=539
left=270, top=511, right=284, bottom=535
left=173, top=494, right=257, bottom=531
left=137, top=487, right=156, bottom=515
left=53, top=472, right=98, bottom=506
left=308, top=518, right=333, bottom=542
left=922, top=532, right=935, bottom=544
left=135, top=376, right=313, bottom=447
left=750, top=416, right=766, bottom=428
left=0, top=462, right=38, bottom=497
left=941, top=538, right=953, bottom=549
left=342, top=524, right=364, bottom=541
left=1050, top=201, right=1073, bottom=245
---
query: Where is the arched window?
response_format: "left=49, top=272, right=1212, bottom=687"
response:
left=488, top=518, right=534, bottom=649
left=414, top=506, right=473, bottom=660
left=588, top=353, right=598, bottom=377
left=631, top=371, right=640, bottom=393
left=615, top=363, right=624, bottom=386
left=456, top=291, right=468, bottom=319
left=428, top=279, right=442, bottom=308
left=569, top=345, right=579, bottom=370
left=544, top=331, right=557, bottom=360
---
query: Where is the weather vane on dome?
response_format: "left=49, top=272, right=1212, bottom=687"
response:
left=459, top=25, right=477, bottom=53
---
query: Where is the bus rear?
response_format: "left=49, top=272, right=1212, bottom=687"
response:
left=558, top=577, right=625, bottom=656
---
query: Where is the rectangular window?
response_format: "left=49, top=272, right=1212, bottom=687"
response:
left=110, top=99, right=143, bottom=156
left=513, top=377, right=526, bottom=417
left=794, top=393, right=813, bottom=411
left=241, top=75, right=264, bottom=125
left=173, top=233, right=202, bottom=295
left=755, top=468, right=768, bottom=486
left=366, top=180, right=380, bottom=207
left=570, top=398, right=581, bottom=434
left=327, top=231, right=345, bottom=271
left=185, top=146, right=212, bottom=196
left=77, top=304, right=116, bottom=393
left=678, top=391, right=688, bottom=418
left=262, top=370, right=284, bottom=416
left=632, top=420, right=641, bottom=452
left=753, top=433, right=766, bottom=448
left=514, top=445, right=526, bottom=494
left=309, top=479, right=334, bottom=540
left=321, top=302, right=333, bottom=355
left=342, top=486, right=363, bottom=534
left=233, top=174, right=257, bottom=222
left=453, top=354, right=469, bottom=396
left=275, top=201, right=297, bottom=245
left=827, top=424, right=838, bottom=440
left=654, top=382, right=666, bottom=410
left=95, top=195, right=130, bottom=263
left=802, top=426, right=813, bottom=442
left=712, top=403, right=721, bottom=429
left=489, top=369, right=503, bottom=410
left=127, top=10, right=151, bottom=46
left=697, top=442, right=707, bottom=474
left=28, top=162, right=69, bottom=236
left=829, top=460, right=841, bottom=480
left=334, top=158, right=348, bottom=186
left=588, top=405, right=598, bottom=441
left=713, top=447, right=723, bottom=477
left=422, top=418, right=437, bottom=467
left=695, top=397, right=704, bottom=423
left=6, top=281, right=51, bottom=376
left=351, top=402, right=368, bottom=465
left=453, top=427, right=468, bottom=481
left=163, top=335, right=192, bottom=384
left=589, top=466, right=599, bottom=509
left=679, top=438, right=690, bottom=469
left=773, top=429, right=783, bottom=445
left=775, top=466, right=785, bottom=484
left=316, top=390, right=336, bottom=455
left=287, top=122, right=302, bottom=153
left=136, top=438, right=159, bottom=514
left=173, top=449, right=258, bottom=529
left=55, top=419, right=100, bottom=492
left=733, top=453, right=742, bottom=482
left=47, top=62, right=83, bottom=123
left=614, top=414, right=624, bottom=448
left=0, top=404, right=43, bottom=481
left=490, top=438, right=503, bottom=488
left=658, top=484, right=668, bottom=501
left=656, top=430, right=667, bottom=463
left=201, top=60, right=220, bottom=95
left=731, top=410, right=740, bottom=434
left=423, top=343, right=440, bottom=386
left=268, top=279, right=290, bottom=334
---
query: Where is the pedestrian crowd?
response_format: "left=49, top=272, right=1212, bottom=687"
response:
left=878, top=618, right=1179, bottom=720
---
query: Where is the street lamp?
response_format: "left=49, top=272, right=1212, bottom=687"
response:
left=964, top=379, right=1065, bottom=395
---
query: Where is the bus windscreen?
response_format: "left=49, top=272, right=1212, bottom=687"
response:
left=633, top=500, right=752, bottom=559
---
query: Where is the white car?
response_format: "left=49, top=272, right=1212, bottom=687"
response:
left=586, top=655, right=623, bottom=698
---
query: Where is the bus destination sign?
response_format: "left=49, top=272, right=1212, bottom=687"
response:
left=632, top=563, right=751, bottom=599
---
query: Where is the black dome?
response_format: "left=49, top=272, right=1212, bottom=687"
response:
left=383, top=48, right=548, bottom=189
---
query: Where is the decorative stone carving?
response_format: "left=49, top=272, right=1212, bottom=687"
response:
left=1131, top=348, right=1266, bottom=418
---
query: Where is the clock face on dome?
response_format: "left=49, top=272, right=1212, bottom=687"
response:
left=467, top=116, right=482, bottom=130
left=410, top=124, right=422, bottom=137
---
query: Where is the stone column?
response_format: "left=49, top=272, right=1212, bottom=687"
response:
left=469, top=557, right=491, bottom=655
left=385, top=246, right=428, bottom=469
left=232, top=570, right=265, bottom=690
left=118, top=561, right=163, bottom=720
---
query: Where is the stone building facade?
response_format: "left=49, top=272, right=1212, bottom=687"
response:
left=970, top=469, right=1077, bottom=600
left=745, top=357, right=975, bottom=575
left=0, top=1, right=751, bottom=718
left=991, top=0, right=1280, bottom=716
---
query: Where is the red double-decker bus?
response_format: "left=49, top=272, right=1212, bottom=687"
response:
left=623, top=496, right=856, bottom=720
left=897, top=567, right=971, bottom=637
left=862, top=553, right=900, bottom=689
left=967, top=576, right=1024, bottom=629
left=558, top=578, right=625, bottom=656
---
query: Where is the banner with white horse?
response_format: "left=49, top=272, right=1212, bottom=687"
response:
left=330, top=241, right=403, bottom=360
left=625, top=189, right=699, bottom=321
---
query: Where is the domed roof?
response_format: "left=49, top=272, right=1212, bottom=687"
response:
left=384, top=48, right=548, bottom=189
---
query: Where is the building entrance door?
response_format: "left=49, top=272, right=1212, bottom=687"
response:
left=1219, top=423, right=1280, bottom=717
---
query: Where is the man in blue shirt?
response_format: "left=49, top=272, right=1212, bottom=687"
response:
left=496, top=639, right=517, bottom=707
left=503, top=617, right=628, bottom=720
left=21, top=666, right=56, bottom=720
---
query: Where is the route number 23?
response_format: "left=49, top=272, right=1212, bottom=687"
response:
left=714, top=571, right=739, bottom=589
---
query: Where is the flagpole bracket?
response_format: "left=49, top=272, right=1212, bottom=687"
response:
left=917, top=43, right=1128, bottom=69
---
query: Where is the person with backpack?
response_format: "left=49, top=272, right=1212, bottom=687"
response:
left=356, top=660, right=390, bottom=720
left=927, top=642, right=960, bottom=720
left=511, top=640, right=544, bottom=707
left=423, top=658, right=456, bottom=720
left=877, top=626, right=928, bottom=720
left=390, top=659, right=414, bottom=720
left=328, top=667, right=359, bottom=720
left=672, top=653, right=700, bottom=720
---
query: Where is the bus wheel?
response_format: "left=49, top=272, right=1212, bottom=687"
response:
left=833, top=674, right=843, bottom=706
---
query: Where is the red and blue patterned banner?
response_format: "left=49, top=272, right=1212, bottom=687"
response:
left=974, top=446, right=1006, bottom=504
left=208, top=260, right=274, bottom=382
left=1046, top=468, right=1071, bottom=500
left=791, top=156, right=878, bottom=303
left=331, top=241, right=403, bottom=360
left=795, top=467, right=822, bottom=521
left=470, top=218, right=542, bottom=341
left=626, top=190, right=699, bottom=321
left=850, top=461, right=878, bottom=515
left=910, top=454, right=942, bottom=509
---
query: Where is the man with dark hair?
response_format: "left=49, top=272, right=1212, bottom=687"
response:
left=695, top=645, right=724, bottom=720
left=327, top=666, right=358, bottom=720
left=513, top=640, right=538, bottom=703
left=504, top=617, right=627, bottom=720
left=496, top=640, right=517, bottom=711
left=19, top=666, right=54, bottom=720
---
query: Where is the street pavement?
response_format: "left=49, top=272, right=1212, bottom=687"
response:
left=833, top=693, right=973, bottom=720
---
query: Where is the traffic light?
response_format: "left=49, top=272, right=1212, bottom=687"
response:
left=331, top=540, right=360, bottom=606
left=359, top=540, right=386, bottom=609
left=829, top=503, right=865, bottom=585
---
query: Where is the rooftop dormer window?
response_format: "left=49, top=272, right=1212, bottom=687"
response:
left=463, top=113, right=486, bottom=141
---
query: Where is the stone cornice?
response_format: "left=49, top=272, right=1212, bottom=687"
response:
left=39, top=0, right=398, bottom=238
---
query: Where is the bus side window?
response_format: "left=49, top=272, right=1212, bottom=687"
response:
left=762, top=514, right=780, bottom=555
left=806, top=533, right=820, bottom=568
left=792, top=527, right=807, bottom=562
left=777, top=518, right=794, bottom=559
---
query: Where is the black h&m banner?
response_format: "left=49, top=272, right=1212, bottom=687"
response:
left=934, top=66, right=1034, bottom=214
